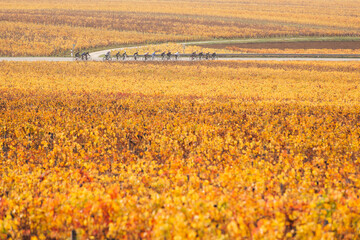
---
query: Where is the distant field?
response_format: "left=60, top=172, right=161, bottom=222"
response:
left=1, top=0, right=360, bottom=56
left=206, top=41, right=360, bottom=50
left=120, top=41, right=360, bottom=56
left=197, top=40, right=360, bottom=54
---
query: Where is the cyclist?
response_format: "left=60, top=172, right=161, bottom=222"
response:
left=167, top=51, right=172, bottom=60
left=116, top=51, right=121, bottom=60
left=105, top=51, right=111, bottom=60
left=174, top=52, right=180, bottom=60
left=211, top=52, right=217, bottom=60
left=198, top=52, right=204, bottom=60
left=81, top=52, right=87, bottom=60
left=75, top=52, right=80, bottom=59
left=191, top=51, right=197, bottom=60
left=144, top=52, right=149, bottom=61
left=161, top=51, right=166, bottom=60
left=122, top=51, right=127, bottom=60
left=205, top=52, right=210, bottom=60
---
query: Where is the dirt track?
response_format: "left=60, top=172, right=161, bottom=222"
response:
left=0, top=57, right=73, bottom=62
left=198, top=41, right=360, bottom=50
left=1, top=56, right=360, bottom=62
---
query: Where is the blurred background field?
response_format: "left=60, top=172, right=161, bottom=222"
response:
left=1, top=0, right=360, bottom=56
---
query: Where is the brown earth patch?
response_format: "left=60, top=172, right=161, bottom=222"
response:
left=198, top=41, right=360, bottom=50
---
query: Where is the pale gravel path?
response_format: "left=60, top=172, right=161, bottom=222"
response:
left=221, top=57, right=360, bottom=61
left=1, top=57, right=360, bottom=62
left=0, top=57, right=74, bottom=62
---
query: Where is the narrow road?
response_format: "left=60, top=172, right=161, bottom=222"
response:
left=216, top=57, right=360, bottom=61
left=1, top=56, right=360, bottom=62
left=0, top=57, right=73, bottom=62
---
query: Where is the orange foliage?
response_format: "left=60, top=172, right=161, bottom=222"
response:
left=225, top=46, right=360, bottom=54
left=0, top=61, right=360, bottom=239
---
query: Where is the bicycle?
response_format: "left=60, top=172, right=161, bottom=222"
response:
left=103, top=55, right=112, bottom=61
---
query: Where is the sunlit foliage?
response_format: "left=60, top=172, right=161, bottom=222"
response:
left=113, top=42, right=360, bottom=56
left=110, top=43, right=235, bottom=56
left=0, top=22, right=192, bottom=57
left=1, top=61, right=360, bottom=239
left=224, top=46, right=360, bottom=54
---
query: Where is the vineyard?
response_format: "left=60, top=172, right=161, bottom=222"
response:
left=1, top=0, right=360, bottom=56
left=109, top=43, right=235, bottom=57
left=1, top=61, right=360, bottom=239
left=112, top=42, right=360, bottom=57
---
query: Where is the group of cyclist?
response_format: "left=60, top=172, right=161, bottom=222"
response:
left=74, top=51, right=91, bottom=60
left=192, top=51, right=218, bottom=60
left=103, top=50, right=217, bottom=61
left=75, top=50, right=217, bottom=61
